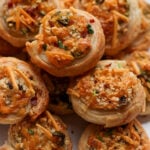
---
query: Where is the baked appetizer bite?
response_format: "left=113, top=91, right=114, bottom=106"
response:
left=67, top=60, right=146, bottom=127
left=78, top=119, right=150, bottom=150
left=0, top=0, right=58, bottom=47
left=139, top=0, right=150, bottom=28
left=124, top=51, right=150, bottom=115
left=124, top=29, right=150, bottom=53
left=124, top=0, right=150, bottom=53
left=0, top=57, right=49, bottom=124
left=26, top=8, right=105, bottom=77
left=42, top=72, right=73, bottom=115
left=79, top=0, right=142, bottom=56
left=0, top=111, right=72, bottom=150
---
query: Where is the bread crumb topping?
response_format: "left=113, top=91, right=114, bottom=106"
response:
left=80, top=0, right=129, bottom=48
left=68, top=62, right=138, bottom=110
left=36, top=9, right=95, bottom=68
left=11, top=111, right=70, bottom=150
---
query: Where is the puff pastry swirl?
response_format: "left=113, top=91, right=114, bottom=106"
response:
left=0, top=57, right=49, bottom=124
left=26, top=8, right=105, bottom=77
left=68, top=60, right=146, bottom=127
left=79, top=0, right=142, bottom=56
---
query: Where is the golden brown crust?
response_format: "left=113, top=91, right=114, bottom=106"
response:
left=0, top=57, right=49, bottom=124
left=79, top=0, right=142, bottom=56
left=68, top=60, right=146, bottom=127
left=78, top=119, right=150, bottom=150
left=26, top=8, right=105, bottom=77
left=8, top=111, right=72, bottom=150
left=124, top=0, right=150, bottom=54
left=0, top=0, right=58, bottom=47
left=124, top=51, right=150, bottom=115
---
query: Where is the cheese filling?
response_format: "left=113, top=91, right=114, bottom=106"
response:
left=37, top=9, right=94, bottom=68
left=3, top=0, right=56, bottom=37
left=80, top=0, right=129, bottom=47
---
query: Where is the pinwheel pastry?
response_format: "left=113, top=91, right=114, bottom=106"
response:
left=26, top=8, right=105, bottom=77
left=79, top=0, right=142, bottom=56
left=123, top=0, right=150, bottom=53
left=0, top=0, right=58, bottom=47
left=124, top=51, right=150, bottom=115
left=0, top=111, right=72, bottom=150
left=67, top=60, right=146, bottom=127
left=0, top=57, right=49, bottom=124
left=42, top=72, right=73, bottom=115
left=0, top=145, right=13, bottom=150
left=78, top=119, right=150, bottom=150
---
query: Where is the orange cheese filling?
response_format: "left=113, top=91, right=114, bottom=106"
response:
left=62, top=0, right=77, bottom=8
left=68, top=65, right=138, bottom=110
left=37, top=9, right=94, bottom=68
left=3, top=0, right=56, bottom=36
left=80, top=0, right=129, bottom=47
left=126, top=51, right=150, bottom=101
left=11, top=111, right=68, bottom=150
left=87, top=120, right=146, bottom=149
left=0, top=66, right=35, bottom=116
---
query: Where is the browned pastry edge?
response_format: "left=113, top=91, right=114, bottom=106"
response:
left=26, top=8, right=105, bottom=77
left=0, top=57, right=49, bottom=124
left=68, top=60, right=146, bottom=127
left=78, top=119, right=150, bottom=150
left=8, top=112, right=72, bottom=150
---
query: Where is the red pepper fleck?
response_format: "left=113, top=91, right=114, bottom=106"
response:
left=105, top=63, right=112, bottom=68
left=90, top=19, right=95, bottom=23
left=7, top=1, right=13, bottom=8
